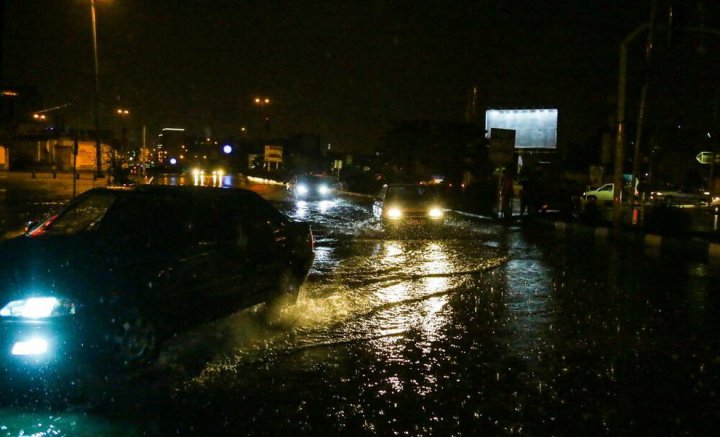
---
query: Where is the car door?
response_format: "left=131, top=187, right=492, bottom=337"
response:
left=102, top=192, right=225, bottom=324
left=186, top=193, right=259, bottom=314
left=236, top=199, right=293, bottom=306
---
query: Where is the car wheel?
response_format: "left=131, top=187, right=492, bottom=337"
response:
left=105, top=307, right=158, bottom=369
left=278, top=268, right=301, bottom=305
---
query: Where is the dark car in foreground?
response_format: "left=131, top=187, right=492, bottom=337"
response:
left=0, top=185, right=314, bottom=373
left=373, top=183, right=446, bottom=224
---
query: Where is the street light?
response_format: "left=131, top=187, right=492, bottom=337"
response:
left=254, top=97, right=270, bottom=108
left=90, top=0, right=103, bottom=178
left=253, top=97, right=271, bottom=139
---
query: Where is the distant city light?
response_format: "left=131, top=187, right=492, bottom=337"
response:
left=223, top=145, right=233, bottom=154
left=169, top=158, right=177, bottom=165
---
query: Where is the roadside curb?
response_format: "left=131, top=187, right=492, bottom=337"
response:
left=449, top=208, right=720, bottom=265
left=537, top=219, right=720, bottom=265
left=337, top=190, right=374, bottom=199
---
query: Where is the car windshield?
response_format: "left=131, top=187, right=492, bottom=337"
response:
left=386, top=185, right=437, bottom=201
left=299, top=176, right=335, bottom=185
left=41, top=191, right=117, bottom=236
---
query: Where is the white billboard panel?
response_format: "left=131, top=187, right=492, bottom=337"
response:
left=485, top=109, right=558, bottom=149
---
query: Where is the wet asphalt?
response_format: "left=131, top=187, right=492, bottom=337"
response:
left=0, top=173, right=719, bottom=435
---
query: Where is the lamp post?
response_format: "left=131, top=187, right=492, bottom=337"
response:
left=115, top=107, right=130, bottom=150
left=613, top=14, right=720, bottom=225
left=613, top=23, right=648, bottom=226
left=90, top=0, right=103, bottom=178
left=254, top=97, right=271, bottom=139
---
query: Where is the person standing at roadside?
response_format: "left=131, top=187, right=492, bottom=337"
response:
left=500, top=169, right=514, bottom=220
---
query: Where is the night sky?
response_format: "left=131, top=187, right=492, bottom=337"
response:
left=3, top=1, right=718, bottom=153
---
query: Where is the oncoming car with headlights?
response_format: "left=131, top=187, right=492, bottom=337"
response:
left=0, top=185, right=314, bottom=374
left=373, top=183, right=446, bottom=225
left=288, top=175, right=339, bottom=200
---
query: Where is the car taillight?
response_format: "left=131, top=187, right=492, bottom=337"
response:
left=28, top=215, right=58, bottom=237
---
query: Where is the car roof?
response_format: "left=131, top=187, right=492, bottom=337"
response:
left=84, top=184, right=267, bottom=203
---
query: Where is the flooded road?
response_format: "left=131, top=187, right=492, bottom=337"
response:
left=1, top=179, right=720, bottom=435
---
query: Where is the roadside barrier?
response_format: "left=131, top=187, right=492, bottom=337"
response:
left=537, top=219, right=720, bottom=266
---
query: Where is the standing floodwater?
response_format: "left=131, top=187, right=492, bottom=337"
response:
left=0, top=181, right=719, bottom=435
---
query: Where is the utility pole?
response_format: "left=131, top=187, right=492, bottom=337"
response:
left=630, top=1, right=658, bottom=208
left=613, top=4, right=720, bottom=226
left=613, top=23, right=648, bottom=226
left=90, top=0, right=103, bottom=178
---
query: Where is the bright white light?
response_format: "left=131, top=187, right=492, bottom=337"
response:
left=428, top=207, right=444, bottom=218
left=223, top=145, right=232, bottom=154
left=169, top=158, right=177, bottom=165
left=485, top=108, right=558, bottom=149
left=387, top=207, right=402, bottom=219
left=1, top=297, right=59, bottom=318
left=318, top=184, right=329, bottom=195
left=192, top=168, right=202, bottom=177
left=297, top=184, right=309, bottom=195
left=12, top=338, right=49, bottom=356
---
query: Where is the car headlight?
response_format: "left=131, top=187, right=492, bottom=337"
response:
left=428, top=207, right=444, bottom=218
left=297, top=184, right=309, bottom=195
left=212, top=169, right=225, bottom=177
left=387, top=207, right=402, bottom=219
left=318, top=184, right=330, bottom=195
left=0, top=297, right=76, bottom=318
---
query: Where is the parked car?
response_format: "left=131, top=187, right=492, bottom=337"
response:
left=373, top=183, right=446, bottom=224
left=582, top=183, right=615, bottom=205
left=582, top=179, right=640, bottom=206
left=287, top=174, right=341, bottom=200
left=0, top=185, right=314, bottom=372
left=649, top=186, right=711, bottom=207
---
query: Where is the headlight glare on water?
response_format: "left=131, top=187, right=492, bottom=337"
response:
left=387, top=207, right=403, bottom=219
left=428, top=207, right=444, bottom=218
left=0, top=297, right=76, bottom=318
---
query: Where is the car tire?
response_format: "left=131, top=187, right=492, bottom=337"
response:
left=278, top=268, right=301, bottom=305
left=104, top=307, right=159, bottom=370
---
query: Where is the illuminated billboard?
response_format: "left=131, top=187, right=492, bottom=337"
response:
left=485, top=109, right=558, bottom=149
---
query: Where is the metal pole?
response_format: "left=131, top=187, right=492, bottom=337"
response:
left=90, top=0, right=103, bottom=178
left=630, top=1, right=658, bottom=209
left=613, top=23, right=648, bottom=226
left=710, top=89, right=718, bottom=195
left=73, top=136, right=78, bottom=199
